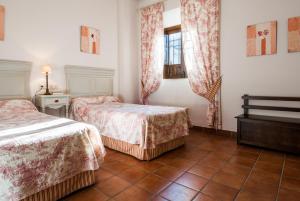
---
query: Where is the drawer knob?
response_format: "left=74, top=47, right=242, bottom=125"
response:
left=54, top=99, right=59, bottom=103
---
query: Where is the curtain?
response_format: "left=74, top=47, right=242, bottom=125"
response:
left=181, top=0, right=222, bottom=129
left=140, top=2, right=164, bottom=105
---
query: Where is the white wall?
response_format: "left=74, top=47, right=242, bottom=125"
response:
left=139, top=0, right=300, bottom=131
left=221, top=0, right=300, bottom=131
left=1, top=0, right=299, bottom=131
left=0, top=0, right=119, bottom=95
left=118, top=0, right=139, bottom=103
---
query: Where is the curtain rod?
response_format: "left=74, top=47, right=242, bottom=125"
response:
left=137, top=0, right=168, bottom=12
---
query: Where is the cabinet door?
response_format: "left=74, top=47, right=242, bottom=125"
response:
left=240, top=120, right=300, bottom=153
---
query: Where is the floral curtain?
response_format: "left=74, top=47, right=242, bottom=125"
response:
left=140, top=2, right=164, bottom=104
left=181, top=0, right=222, bottom=129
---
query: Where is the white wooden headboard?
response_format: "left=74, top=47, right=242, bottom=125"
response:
left=0, top=60, right=32, bottom=100
left=65, top=65, right=115, bottom=97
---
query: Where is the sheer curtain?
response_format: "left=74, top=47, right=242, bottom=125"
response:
left=140, top=2, right=165, bottom=104
left=181, top=0, right=222, bottom=129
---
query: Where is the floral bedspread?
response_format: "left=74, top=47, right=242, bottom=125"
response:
left=0, top=100, right=106, bottom=201
left=70, top=96, right=189, bottom=149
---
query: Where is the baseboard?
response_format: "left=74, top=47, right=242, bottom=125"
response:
left=191, top=126, right=237, bottom=137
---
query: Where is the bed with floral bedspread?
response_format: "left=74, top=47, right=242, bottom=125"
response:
left=70, top=96, right=189, bottom=160
left=0, top=100, right=106, bottom=201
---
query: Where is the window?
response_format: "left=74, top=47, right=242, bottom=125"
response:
left=164, top=25, right=187, bottom=79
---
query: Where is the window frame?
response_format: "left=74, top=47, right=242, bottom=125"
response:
left=164, top=25, right=187, bottom=79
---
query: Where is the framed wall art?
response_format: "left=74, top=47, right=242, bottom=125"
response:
left=0, top=5, right=4, bottom=41
left=80, top=26, right=100, bottom=54
left=247, top=21, right=277, bottom=56
left=288, top=16, right=300, bottom=53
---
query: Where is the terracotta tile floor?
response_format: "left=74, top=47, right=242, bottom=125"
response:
left=63, top=128, right=300, bottom=201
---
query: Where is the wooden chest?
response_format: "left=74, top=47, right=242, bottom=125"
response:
left=236, top=114, right=300, bottom=154
left=236, top=95, right=300, bottom=154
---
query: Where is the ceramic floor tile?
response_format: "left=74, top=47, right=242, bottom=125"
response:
left=283, top=166, right=300, bottom=179
left=207, top=151, right=233, bottom=161
left=198, top=156, right=227, bottom=169
left=242, top=177, right=278, bottom=196
left=233, top=150, right=259, bottom=160
left=253, top=161, right=283, bottom=175
left=193, top=193, right=218, bottom=201
left=235, top=189, right=275, bottom=201
left=277, top=188, right=300, bottom=201
left=112, top=186, right=152, bottom=201
left=258, top=151, right=284, bottom=165
left=229, top=156, right=256, bottom=168
left=212, top=171, right=246, bottom=189
left=167, top=158, right=197, bottom=170
left=221, top=163, right=251, bottom=177
left=151, top=195, right=169, bottom=201
left=188, top=164, right=218, bottom=179
left=281, top=177, right=300, bottom=192
left=154, top=165, right=185, bottom=181
left=95, top=176, right=131, bottom=197
left=101, top=160, right=132, bottom=175
left=64, top=187, right=109, bottom=201
left=160, top=183, right=198, bottom=201
left=56, top=128, right=300, bottom=201
left=95, top=168, right=114, bottom=183
left=136, top=161, right=165, bottom=172
left=136, top=174, right=171, bottom=194
left=285, top=159, right=300, bottom=170
left=175, top=172, right=209, bottom=191
left=248, top=169, right=281, bottom=184
left=201, top=181, right=239, bottom=201
left=117, top=167, right=148, bottom=184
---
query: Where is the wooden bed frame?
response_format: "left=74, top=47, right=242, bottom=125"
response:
left=65, top=65, right=185, bottom=160
left=0, top=60, right=95, bottom=201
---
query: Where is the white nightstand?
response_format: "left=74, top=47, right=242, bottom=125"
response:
left=35, top=94, right=70, bottom=118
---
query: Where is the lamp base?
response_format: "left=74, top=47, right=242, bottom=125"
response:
left=44, top=89, right=52, bottom=95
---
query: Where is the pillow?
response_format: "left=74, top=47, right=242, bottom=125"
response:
left=71, top=96, right=121, bottom=105
left=0, top=99, right=38, bottom=114
left=98, top=96, right=121, bottom=104
left=70, top=96, right=121, bottom=121
left=71, top=96, right=100, bottom=105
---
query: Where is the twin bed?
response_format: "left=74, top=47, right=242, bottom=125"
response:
left=0, top=99, right=105, bottom=201
left=65, top=65, right=190, bottom=160
left=0, top=61, right=106, bottom=201
left=0, top=61, right=189, bottom=201
left=70, top=96, right=189, bottom=160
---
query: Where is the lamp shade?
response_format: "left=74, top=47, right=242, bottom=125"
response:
left=42, top=65, right=52, bottom=73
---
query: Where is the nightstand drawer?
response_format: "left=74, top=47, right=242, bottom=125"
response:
left=44, top=97, right=68, bottom=105
left=35, top=94, right=70, bottom=118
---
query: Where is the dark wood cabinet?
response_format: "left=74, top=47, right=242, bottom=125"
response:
left=237, top=114, right=300, bottom=154
left=236, top=95, right=300, bottom=154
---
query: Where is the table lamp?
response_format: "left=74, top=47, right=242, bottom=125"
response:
left=42, top=65, right=52, bottom=95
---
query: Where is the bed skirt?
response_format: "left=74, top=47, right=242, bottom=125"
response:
left=21, top=170, right=95, bottom=201
left=101, top=136, right=185, bottom=160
